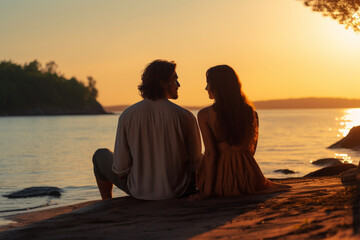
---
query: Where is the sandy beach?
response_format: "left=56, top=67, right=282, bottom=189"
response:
left=0, top=176, right=359, bottom=239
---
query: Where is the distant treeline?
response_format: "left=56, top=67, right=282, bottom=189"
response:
left=0, top=60, right=106, bottom=115
left=254, top=98, right=360, bottom=109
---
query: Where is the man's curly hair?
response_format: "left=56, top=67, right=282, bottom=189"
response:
left=138, top=59, right=176, bottom=100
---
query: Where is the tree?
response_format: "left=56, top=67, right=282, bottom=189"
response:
left=24, top=60, right=42, bottom=73
left=0, top=60, right=104, bottom=115
left=45, top=61, right=58, bottom=74
left=300, top=0, right=360, bottom=32
left=87, top=76, right=98, bottom=100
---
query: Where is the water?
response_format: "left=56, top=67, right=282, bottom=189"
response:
left=256, top=109, right=360, bottom=177
left=1, top=108, right=360, bottom=223
left=0, top=114, right=123, bottom=223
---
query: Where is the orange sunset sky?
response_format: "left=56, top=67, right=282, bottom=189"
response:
left=0, top=0, right=359, bottom=106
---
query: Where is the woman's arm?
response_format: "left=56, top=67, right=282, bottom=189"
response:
left=251, top=111, right=259, bottom=156
left=189, top=108, right=217, bottom=200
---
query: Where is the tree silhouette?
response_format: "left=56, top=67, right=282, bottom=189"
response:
left=45, top=61, right=58, bottom=74
left=0, top=60, right=105, bottom=115
left=300, top=0, right=360, bottom=32
left=87, top=76, right=98, bottom=100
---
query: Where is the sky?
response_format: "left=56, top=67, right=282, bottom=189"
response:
left=0, top=0, right=359, bottom=106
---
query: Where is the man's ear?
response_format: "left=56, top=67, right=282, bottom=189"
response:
left=160, top=80, right=168, bottom=89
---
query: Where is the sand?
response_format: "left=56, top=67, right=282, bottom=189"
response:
left=0, top=177, right=359, bottom=239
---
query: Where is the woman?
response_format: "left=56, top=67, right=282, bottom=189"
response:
left=190, top=65, right=290, bottom=200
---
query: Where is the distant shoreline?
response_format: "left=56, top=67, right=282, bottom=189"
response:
left=105, top=97, right=360, bottom=112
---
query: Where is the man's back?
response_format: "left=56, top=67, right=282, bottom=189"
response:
left=113, top=99, right=201, bottom=200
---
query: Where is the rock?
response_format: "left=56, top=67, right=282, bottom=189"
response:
left=311, top=158, right=343, bottom=166
left=3, top=187, right=62, bottom=199
left=274, top=169, right=296, bottom=174
left=328, top=126, right=360, bottom=150
left=304, top=163, right=357, bottom=177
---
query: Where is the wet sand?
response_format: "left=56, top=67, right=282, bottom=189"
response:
left=0, top=177, right=359, bottom=239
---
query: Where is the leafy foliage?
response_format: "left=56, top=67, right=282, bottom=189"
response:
left=301, top=0, right=360, bottom=32
left=0, top=60, right=101, bottom=114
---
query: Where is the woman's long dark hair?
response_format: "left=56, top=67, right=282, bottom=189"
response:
left=206, top=65, right=258, bottom=149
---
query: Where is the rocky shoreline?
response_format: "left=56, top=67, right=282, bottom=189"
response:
left=1, top=176, right=359, bottom=239
left=0, top=101, right=110, bottom=116
left=1, top=125, right=359, bottom=239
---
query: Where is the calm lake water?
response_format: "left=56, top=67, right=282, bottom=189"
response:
left=1, top=108, right=360, bottom=224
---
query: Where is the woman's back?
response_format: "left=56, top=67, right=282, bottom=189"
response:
left=197, top=106, right=273, bottom=196
left=205, top=106, right=257, bottom=154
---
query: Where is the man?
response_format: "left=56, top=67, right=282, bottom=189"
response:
left=92, top=59, right=202, bottom=200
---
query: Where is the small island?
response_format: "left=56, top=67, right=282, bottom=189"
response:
left=0, top=60, right=107, bottom=116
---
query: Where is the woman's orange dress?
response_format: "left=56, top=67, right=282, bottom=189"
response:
left=196, top=110, right=289, bottom=196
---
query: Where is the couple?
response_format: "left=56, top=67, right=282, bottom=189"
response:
left=92, top=59, right=289, bottom=201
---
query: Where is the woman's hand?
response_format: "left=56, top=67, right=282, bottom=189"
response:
left=187, top=192, right=210, bottom=201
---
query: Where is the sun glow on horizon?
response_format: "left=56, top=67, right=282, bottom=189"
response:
left=1, top=1, right=360, bottom=106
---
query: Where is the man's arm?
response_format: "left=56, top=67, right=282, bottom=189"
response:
left=112, top=115, right=132, bottom=178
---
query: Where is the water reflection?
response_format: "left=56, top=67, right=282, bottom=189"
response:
left=331, top=109, right=360, bottom=164
left=334, top=153, right=352, bottom=164
left=338, top=108, right=360, bottom=137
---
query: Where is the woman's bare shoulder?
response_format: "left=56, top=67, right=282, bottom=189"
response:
left=198, top=106, right=213, bottom=120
